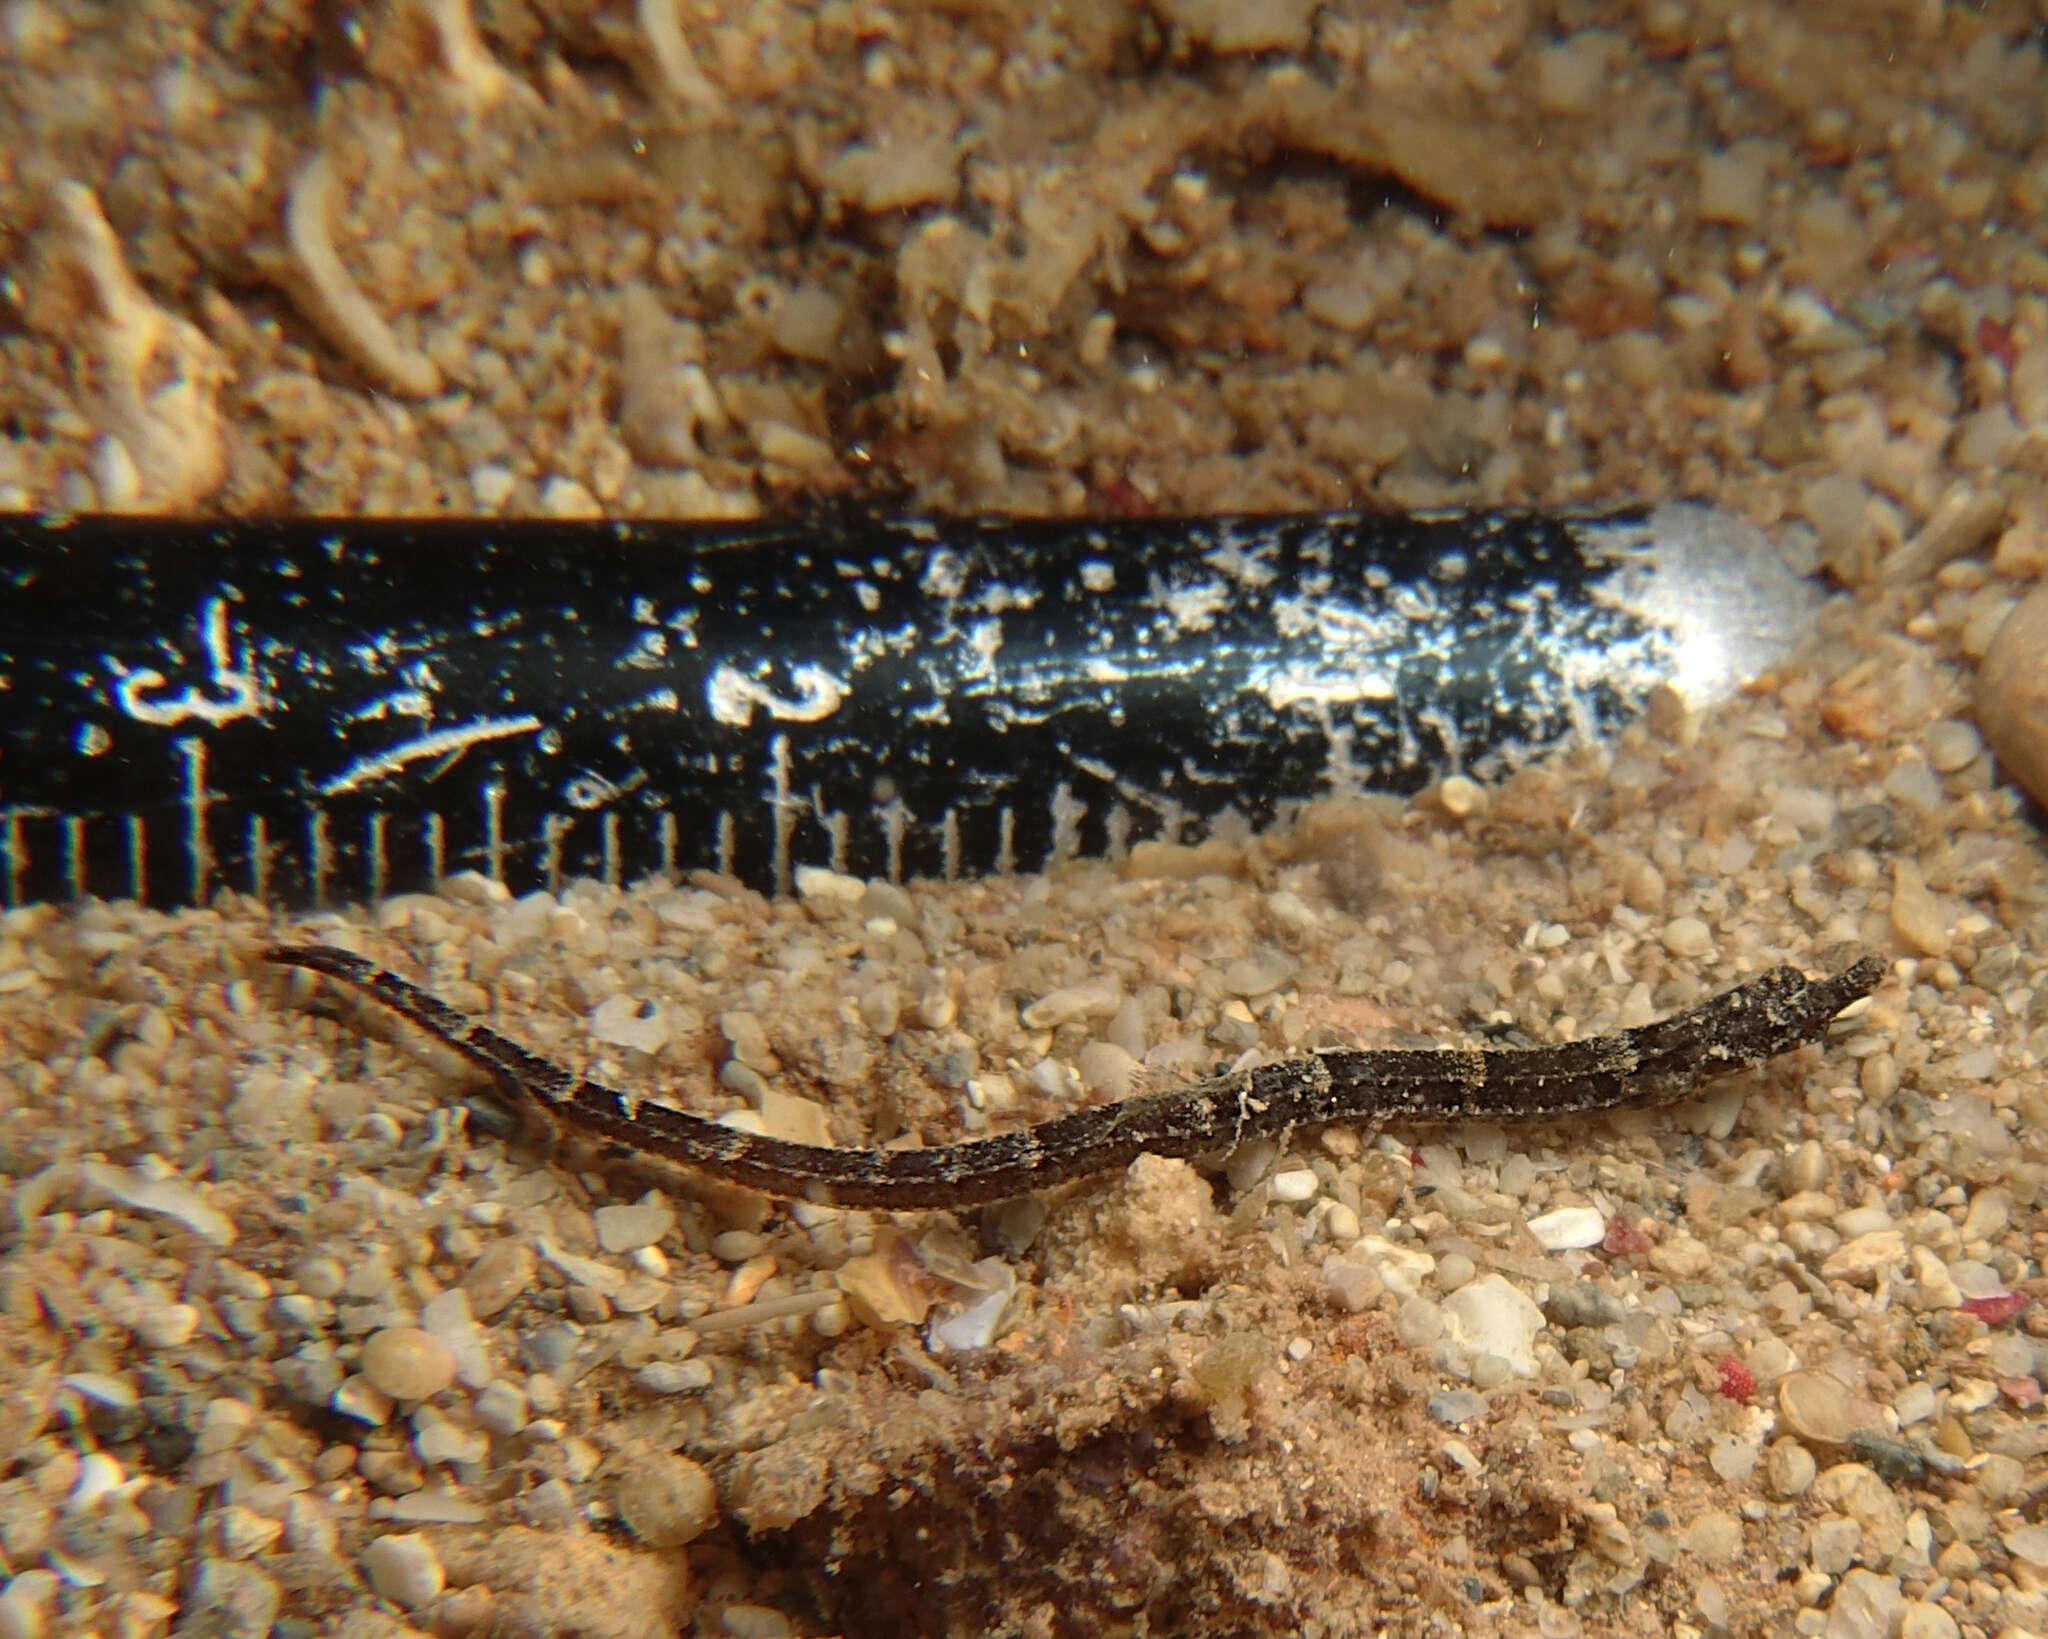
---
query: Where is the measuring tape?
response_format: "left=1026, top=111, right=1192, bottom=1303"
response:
left=0, top=503, right=1817, bottom=910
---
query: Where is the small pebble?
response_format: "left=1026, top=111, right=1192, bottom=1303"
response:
left=1924, top=719, right=1982, bottom=773
left=1221, top=949, right=1295, bottom=997
left=1526, top=1205, right=1605, bottom=1250
left=588, top=992, right=671, bottom=1053
left=1323, top=1262, right=1380, bottom=1313
left=1436, top=775, right=1484, bottom=816
left=722, top=1605, right=795, bottom=1638
left=1898, top=1602, right=1960, bottom=1639
left=1782, top=1139, right=1827, bottom=1193
left=461, top=1239, right=537, bottom=1319
left=1708, top=1435, right=1759, bottom=1484
left=474, top=1379, right=529, bottom=1436
left=1223, top=1138, right=1280, bottom=1194
left=1821, top=1229, right=1907, bottom=1285
left=1765, top=1438, right=1817, bottom=1498
left=1439, top=1275, right=1544, bottom=1378
left=362, top=1533, right=445, bottom=1609
left=1683, top=1509, right=1742, bottom=1566
left=1543, top=1283, right=1624, bottom=1328
left=1976, top=580, right=2048, bottom=810
left=1890, top=858, right=1949, bottom=956
left=1268, top=1168, right=1319, bottom=1203
left=793, top=865, right=865, bottom=904
left=2002, top=1520, right=2048, bottom=1567
left=595, top=1199, right=675, bottom=1255
left=135, top=1302, right=201, bottom=1349
left=1777, top=1370, right=1872, bottom=1445
left=359, top=1328, right=456, bottom=1402
left=1434, top=1252, right=1476, bottom=1291
left=616, top=1451, right=719, bottom=1547
left=637, top=1360, right=714, bottom=1395
left=1076, top=1041, right=1137, bottom=1098
left=1428, top=1389, right=1487, bottom=1426
left=1394, top=1295, right=1443, bottom=1348
left=1660, top=917, right=1713, bottom=958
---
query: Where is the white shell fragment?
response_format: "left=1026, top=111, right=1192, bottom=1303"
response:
left=1525, top=1206, right=1606, bottom=1251
left=77, top=1160, right=236, bottom=1245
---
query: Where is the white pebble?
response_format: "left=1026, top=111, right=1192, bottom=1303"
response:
left=1526, top=1205, right=1606, bottom=1251
left=1439, top=1275, right=1545, bottom=1378
left=1269, top=1168, right=1320, bottom=1203
left=793, top=865, right=865, bottom=905
left=928, top=1259, right=1018, bottom=1354
left=1350, top=1236, right=1436, bottom=1298
left=361, top=1534, right=445, bottom=1609
left=134, top=1302, right=200, bottom=1349
left=66, top=1452, right=126, bottom=1514
left=588, top=992, right=671, bottom=1054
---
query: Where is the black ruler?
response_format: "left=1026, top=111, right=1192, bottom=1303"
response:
left=0, top=504, right=1816, bottom=909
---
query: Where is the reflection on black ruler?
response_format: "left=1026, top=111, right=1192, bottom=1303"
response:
left=0, top=505, right=1819, bottom=909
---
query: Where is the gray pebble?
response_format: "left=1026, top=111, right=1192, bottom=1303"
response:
left=1222, top=949, right=1296, bottom=997
left=637, top=1359, right=714, bottom=1394
left=474, top=1379, right=529, bottom=1436
left=982, top=1196, right=1048, bottom=1258
left=1076, top=1041, right=1137, bottom=1099
left=1428, top=1389, right=1487, bottom=1426
left=1543, top=1282, right=1624, bottom=1328
left=860, top=880, right=919, bottom=926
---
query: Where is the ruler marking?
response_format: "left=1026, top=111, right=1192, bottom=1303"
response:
left=657, top=809, right=677, bottom=880
left=767, top=734, right=794, bottom=899
left=367, top=810, right=389, bottom=903
left=126, top=815, right=146, bottom=905
left=425, top=810, right=446, bottom=886
left=541, top=814, right=565, bottom=895
left=827, top=810, right=848, bottom=876
left=0, top=813, right=22, bottom=908
left=482, top=783, right=505, bottom=885
left=181, top=737, right=214, bottom=905
left=995, top=807, right=1016, bottom=876
left=247, top=814, right=269, bottom=903
left=881, top=797, right=907, bottom=884
left=715, top=812, right=734, bottom=879
left=310, top=809, right=332, bottom=905
left=941, top=808, right=960, bottom=881
left=63, top=815, right=86, bottom=902
left=601, top=812, right=620, bottom=888
left=1105, top=802, right=1131, bottom=863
